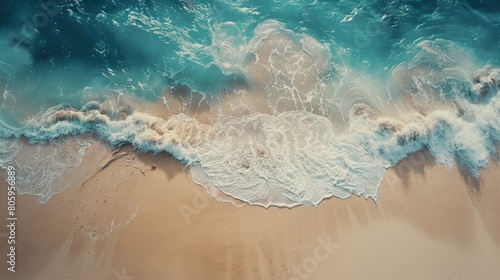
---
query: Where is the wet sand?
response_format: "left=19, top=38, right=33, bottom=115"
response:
left=0, top=149, right=499, bottom=280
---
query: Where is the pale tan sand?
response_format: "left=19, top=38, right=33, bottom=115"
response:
left=0, top=149, right=499, bottom=280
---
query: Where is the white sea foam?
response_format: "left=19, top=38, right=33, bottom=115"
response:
left=1, top=31, right=499, bottom=207
left=1, top=69, right=498, bottom=207
left=1, top=136, right=111, bottom=204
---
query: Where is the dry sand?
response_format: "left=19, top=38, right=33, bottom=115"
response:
left=0, top=148, right=499, bottom=280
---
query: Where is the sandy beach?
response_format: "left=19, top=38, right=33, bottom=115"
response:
left=2, top=1, right=500, bottom=280
left=0, top=146, right=499, bottom=280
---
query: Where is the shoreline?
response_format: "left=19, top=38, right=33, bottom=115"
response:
left=0, top=148, right=499, bottom=280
